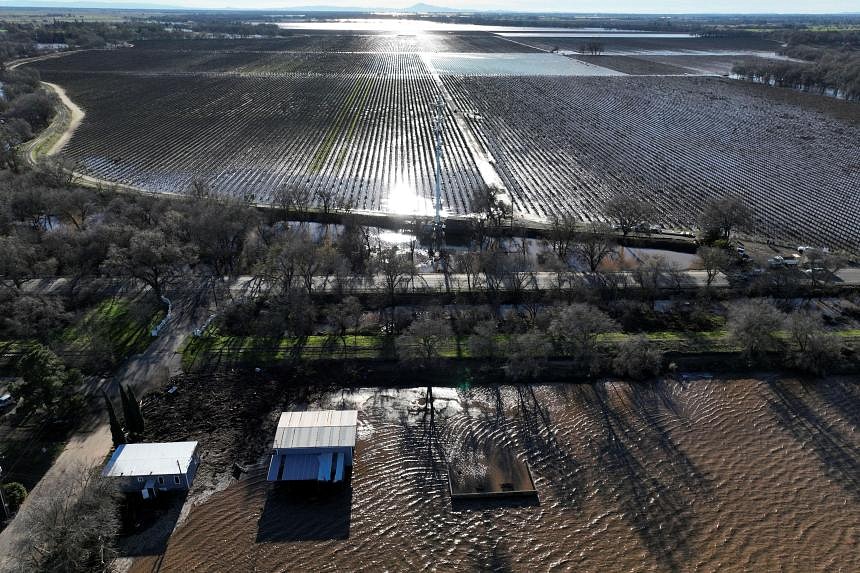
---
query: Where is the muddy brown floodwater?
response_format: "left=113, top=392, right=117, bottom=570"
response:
left=129, top=377, right=860, bottom=573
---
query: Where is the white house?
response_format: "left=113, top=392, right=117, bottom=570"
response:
left=266, top=410, right=357, bottom=483
left=102, top=441, right=200, bottom=498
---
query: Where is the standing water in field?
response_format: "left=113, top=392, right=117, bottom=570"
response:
left=129, top=377, right=860, bottom=573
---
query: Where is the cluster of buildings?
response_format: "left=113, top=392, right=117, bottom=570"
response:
left=101, top=409, right=358, bottom=497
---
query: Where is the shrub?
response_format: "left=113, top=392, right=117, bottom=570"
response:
left=613, top=335, right=663, bottom=380
left=467, top=320, right=498, bottom=359
left=2, top=481, right=27, bottom=512
left=727, top=299, right=784, bottom=361
left=504, top=331, right=552, bottom=380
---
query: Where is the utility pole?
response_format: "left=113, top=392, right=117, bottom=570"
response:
left=432, top=95, right=449, bottom=287
left=0, top=465, right=10, bottom=521
left=432, top=94, right=445, bottom=258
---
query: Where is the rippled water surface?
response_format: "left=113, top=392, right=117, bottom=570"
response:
left=131, top=378, right=860, bottom=572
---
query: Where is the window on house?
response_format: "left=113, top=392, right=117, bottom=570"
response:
left=174, top=475, right=181, bottom=485
left=137, top=477, right=144, bottom=483
left=157, top=476, right=165, bottom=485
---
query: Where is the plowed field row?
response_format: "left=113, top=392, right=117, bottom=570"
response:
left=33, top=49, right=432, bottom=76
left=444, top=75, right=860, bottom=248
left=44, top=71, right=483, bottom=213
left=121, top=34, right=538, bottom=54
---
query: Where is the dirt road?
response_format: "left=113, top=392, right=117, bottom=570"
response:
left=0, top=295, right=205, bottom=572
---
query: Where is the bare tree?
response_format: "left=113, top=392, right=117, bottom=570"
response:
left=578, top=41, right=605, bottom=55
left=613, top=335, right=663, bottom=380
left=36, top=155, right=79, bottom=189
left=784, top=309, right=842, bottom=374
left=183, top=199, right=257, bottom=279
left=396, top=314, right=453, bottom=366
left=468, top=319, right=499, bottom=359
left=453, top=251, right=482, bottom=292
left=52, top=188, right=95, bottom=231
left=631, top=255, right=669, bottom=308
left=314, top=188, right=340, bottom=214
left=186, top=177, right=212, bottom=200
left=573, top=222, right=617, bottom=272
left=547, top=303, right=616, bottom=371
left=727, top=299, right=784, bottom=361
left=337, top=218, right=373, bottom=275
left=504, top=331, right=552, bottom=380
left=0, top=236, right=36, bottom=290
left=273, top=183, right=313, bottom=221
left=17, top=464, right=120, bottom=573
left=470, top=186, right=512, bottom=250
left=546, top=212, right=579, bottom=261
left=803, top=248, right=845, bottom=290
left=697, top=246, right=731, bottom=287
left=373, top=246, right=415, bottom=306
left=698, top=195, right=753, bottom=243
left=0, top=124, right=25, bottom=173
left=326, top=295, right=363, bottom=349
left=256, top=230, right=301, bottom=295
left=603, top=194, right=655, bottom=239
left=296, top=241, right=338, bottom=296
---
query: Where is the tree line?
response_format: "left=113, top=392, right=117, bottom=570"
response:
left=732, top=29, right=860, bottom=101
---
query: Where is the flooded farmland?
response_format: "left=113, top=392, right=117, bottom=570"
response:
left=129, top=377, right=860, bottom=572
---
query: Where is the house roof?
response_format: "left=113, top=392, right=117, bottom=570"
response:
left=273, top=410, right=358, bottom=450
left=102, top=441, right=198, bottom=478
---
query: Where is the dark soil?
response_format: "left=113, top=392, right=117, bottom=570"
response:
left=138, top=371, right=335, bottom=491
left=572, top=55, right=693, bottom=75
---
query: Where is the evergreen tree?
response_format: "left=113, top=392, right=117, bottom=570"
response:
left=123, top=384, right=145, bottom=437
left=118, top=384, right=131, bottom=425
left=103, top=390, right=125, bottom=447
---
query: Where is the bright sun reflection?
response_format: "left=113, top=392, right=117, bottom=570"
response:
left=387, top=180, right=437, bottom=216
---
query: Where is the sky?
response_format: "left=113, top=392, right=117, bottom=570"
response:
left=286, top=0, right=860, bottom=12
left=5, top=0, right=859, bottom=13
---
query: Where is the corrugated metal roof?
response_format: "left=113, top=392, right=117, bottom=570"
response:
left=273, top=410, right=358, bottom=449
left=101, top=442, right=198, bottom=478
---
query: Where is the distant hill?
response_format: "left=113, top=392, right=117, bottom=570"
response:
left=402, top=3, right=462, bottom=13
left=0, top=1, right=468, bottom=12
left=1, top=1, right=187, bottom=9
left=289, top=3, right=464, bottom=12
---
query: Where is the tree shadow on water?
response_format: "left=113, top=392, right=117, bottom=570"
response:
left=581, top=383, right=699, bottom=572
left=514, top=385, right=583, bottom=510
left=805, top=378, right=860, bottom=431
left=626, top=381, right=711, bottom=495
left=396, top=387, right=449, bottom=494
left=768, top=379, right=860, bottom=501
left=465, top=525, right=515, bottom=573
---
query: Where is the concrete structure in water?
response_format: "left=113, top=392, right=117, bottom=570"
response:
left=267, top=410, right=357, bottom=483
left=102, top=441, right=200, bottom=499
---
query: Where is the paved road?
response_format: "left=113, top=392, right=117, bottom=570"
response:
left=14, top=267, right=860, bottom=301
left=0, top=295, right=206, bottom=572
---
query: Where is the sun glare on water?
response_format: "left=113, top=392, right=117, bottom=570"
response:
left=386, top=180, right=441, bottom=217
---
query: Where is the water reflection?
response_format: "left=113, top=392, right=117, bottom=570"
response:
left=386, top=180, right=439, bottom=217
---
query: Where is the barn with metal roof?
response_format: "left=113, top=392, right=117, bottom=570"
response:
left=267, top=410, right=358, bottom=483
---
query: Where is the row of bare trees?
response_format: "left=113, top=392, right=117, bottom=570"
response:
left=728, top=299, right=844, bottom=374
left=395, top=302, right=660, bottom=381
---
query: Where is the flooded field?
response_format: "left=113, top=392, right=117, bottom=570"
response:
left=428, top=52, right=623, bottom=76
left=130, top=377, right=860, bottom=572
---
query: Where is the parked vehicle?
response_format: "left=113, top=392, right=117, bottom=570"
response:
left=0, top=393, right=17, bottom=414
